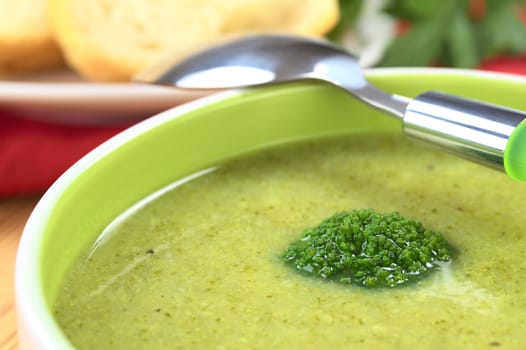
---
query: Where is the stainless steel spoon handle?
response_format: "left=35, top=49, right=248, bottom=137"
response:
left=403, top=91, right=526, bottom=171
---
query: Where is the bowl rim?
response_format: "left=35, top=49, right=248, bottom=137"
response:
left=14, top=67, right=526, bottom=349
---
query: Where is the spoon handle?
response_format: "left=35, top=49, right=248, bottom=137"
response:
left=403, top=91, right=526, bottom=181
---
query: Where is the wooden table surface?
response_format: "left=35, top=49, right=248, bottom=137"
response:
left=0, top=195, right=41, bottom=350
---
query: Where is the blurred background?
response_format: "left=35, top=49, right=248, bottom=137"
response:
left=2, top=2, right=526, bottom=348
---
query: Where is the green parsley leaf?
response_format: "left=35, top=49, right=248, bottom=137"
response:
left=476, top=0, right=526, bottom=57
left=378, top=14, right=445, bottom=67
left=446, top=8, right=479, bottom=67
left=327, top=0, right=364, bottom=41
left=383, top=0, right=449, bottom=21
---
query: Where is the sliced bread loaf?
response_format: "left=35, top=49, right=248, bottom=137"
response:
left=0, top=0, right=63, bottom=76
left=49, top=0, right=339, bottom=81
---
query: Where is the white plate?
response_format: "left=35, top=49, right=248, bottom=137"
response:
left=0, top=70, right=209, bottom=125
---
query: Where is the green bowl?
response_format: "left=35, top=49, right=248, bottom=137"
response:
left=15, top=68, right=526, bottom=349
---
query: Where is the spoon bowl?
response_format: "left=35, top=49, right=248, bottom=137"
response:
left=138, top=35, right=364, bottom=89
left=136, top=35, right=409, bottom=118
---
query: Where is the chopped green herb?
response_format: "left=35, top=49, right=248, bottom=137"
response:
left=283, top=209, right=451, bottom=288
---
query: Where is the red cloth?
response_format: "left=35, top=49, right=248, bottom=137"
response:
left=1, top=56, right=526, bottom=198
left=0, top=112, right=128, bottom=197
left=478, top=55, right=526, bottom=76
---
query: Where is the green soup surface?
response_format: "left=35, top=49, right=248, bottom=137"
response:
left=55, top=134, right=526, bottom=349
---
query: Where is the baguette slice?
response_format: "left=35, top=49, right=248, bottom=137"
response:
left=0, top=0, right=63, bottom=76
left=49, top=0, right=339, bottom=81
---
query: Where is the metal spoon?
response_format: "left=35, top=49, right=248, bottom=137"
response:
left=136, top=34, right=526, bottom=182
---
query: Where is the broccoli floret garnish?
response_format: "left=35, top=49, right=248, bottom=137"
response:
left=283, top=209, right=451, bottom=288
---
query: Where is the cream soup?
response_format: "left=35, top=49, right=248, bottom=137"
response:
left=55, top=134, right=526, bottom=349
